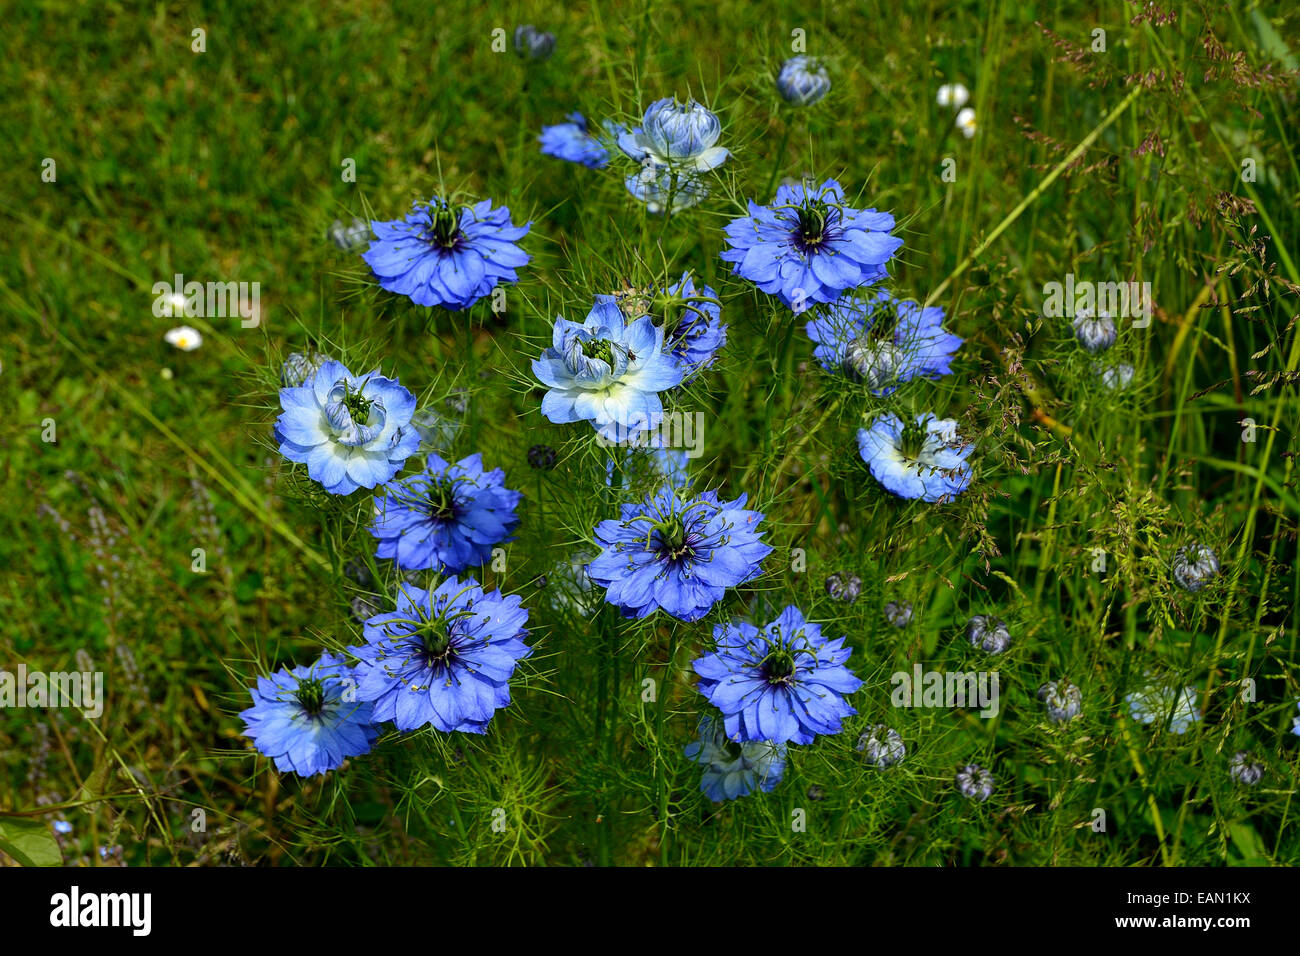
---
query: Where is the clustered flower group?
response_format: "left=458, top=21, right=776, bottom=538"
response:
left=246, top=52, right=1265, bottom=817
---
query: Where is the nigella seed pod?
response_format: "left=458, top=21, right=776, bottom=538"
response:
left=824, top=571, right=862, bottom=604
left=857, top=725, right=906, bottom=768
left=513, top=25, right=555, bottom=61
left=1072, top=308, right=1117, bottom=353
left=843, top=334, right=904, bottom=392
left=327, top=217, right=371, bottom=252
left=1228, top=751, right=1264, bottom=786
left=884, top=601, right=913, bottom=629
left=279, top=351, right=331, bottom=388
left=955, top=763, right=994, bottom=801
left=777, top=56, right=831, bottom=106
left=1172, top=542, right=1220, bottom=592
left=1098, top=362, right=1135, bottom=391
left=1037, top=680, right=1082, bottom=723
left=343, top=557, right=375, bottom=589
left=967, top=615, right=1011, bottom=654
left=350, top=594, right=383, bottom=624
left=527, top=444, right=558, bottom=471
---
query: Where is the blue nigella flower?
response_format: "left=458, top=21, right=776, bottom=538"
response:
left=857, top=412, right=973, bottom=502
left=692, top=605, right=862, bottom=745
left=362, top=197, right=531, bottom=311
left=369, top=452, right=522, bottom=573
left=684, top=715, right=787, bottom=801
left=276, top=359, right=421, bottom=495
left=594, top=273, right=727, bottom=381
left=1125, top=680, right=1200, bottom=734
left=533, top=297, right=684, bottom=441
left=618, top=97, right=728, bottom=173
left=351, top=578, right=531, bottom=734
left=662, top=272, right=727, bottom=378
left=720, top=178, right=903, bottom=314
left=513, top=24, right=555, bottom=61
left=777, top=56, right=831, bottom=105
left=239, top=652, right=378, bottom=776
left=1291, top=699, right=1300, bottom=738
left=588, top=485, right=772, bottom=621
left=625, top=161, right=709, bottom=214
left=539, top=112, right=615, bottom=169
left=805, top=291, right=962, bottom=395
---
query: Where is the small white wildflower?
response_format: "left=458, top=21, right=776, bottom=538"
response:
left=164, top=326, right=203, bottom=352
left=956, top=107, right=977, bottom=139
left=937, top=83, right=971, bottom=109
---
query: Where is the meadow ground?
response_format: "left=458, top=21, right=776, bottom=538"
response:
left=2, top=0, right=1299, bottom=866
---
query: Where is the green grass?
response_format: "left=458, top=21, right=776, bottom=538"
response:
left=1, top=0, right=1298, bottom=866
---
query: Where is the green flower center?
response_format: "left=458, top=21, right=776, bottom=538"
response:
left=418, top=619, right=453, bottom=665
left=581, top=338, right=616, bottom=366
left=295, top=677, right=326, bottom=716
left=898, top=420, right=928, bottom=460
left=427, top=202, right=463, bottom=250
left=424, top=478, right=458, bottom=521
left=762, top=645, right=797, bottom=683
left=342, top=385, right=373, bottom=425
left=653, top=514, right=689, bottom=557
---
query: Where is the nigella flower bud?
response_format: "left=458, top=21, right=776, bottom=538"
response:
left=843, top=335, right=904, bottom=391
left=1037, top=680, right=1082, bottom=723
left=967, top=615, right=1011, bottom=654
left=955, top=763, right=994, bottom=801
left=1072, top=308, right=1117, bottom=353
left=350, top=594, right=383, bottom=624
left=806, top=785, right=826, bottom=802
left=884, top=601, right=912, bottom=628
left=528, top=444, right=558, bottom=471
left=279, top=351, right=332, bottom=388
left=777, top=56, right=831, bottom=106
left=1172, top=542, right=1220, bottom=592
left=1098, top=362, right=1135, bottom=391
left=513, top=25, right=555, bottom=61
left=857, top=725, right=906, bottom=768
left=642, top=98, right=722, bottom=163
left=824, top=571, right=862, bottom=603
left=343, top=557, right=375, bottom=589
left=1228, top=751, right=1264, bottom=786
left=327, top=217, right=370, bottom=252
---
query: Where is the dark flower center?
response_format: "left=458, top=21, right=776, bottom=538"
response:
left=295, top=677, right=326, bottom=717
left=723, top=738, right=745, bottom=760
left=794, top=200, right=839, bottom=251
left=898, top=420, right=928, bottom=460
left=425, top=202, right=464, bottom=251
left=423, top=477, right=459, bottom=521
left=761, top=645, right=797, bottom=684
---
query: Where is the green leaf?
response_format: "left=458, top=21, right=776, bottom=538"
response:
left=0, top=816, right=64, bottom=867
